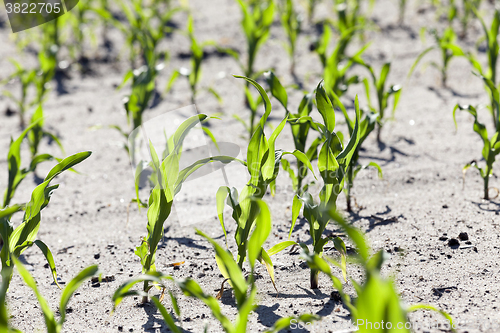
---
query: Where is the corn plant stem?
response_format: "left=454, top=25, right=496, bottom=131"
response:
left=310, top=268, right=319, bottom=289
left=376, top=124, right=382, bottom=145
left=297, top=160, right=305, bottom=195
left=346, top=164, right=354, bottom=212
left=484, top=165, right=491, bottom=200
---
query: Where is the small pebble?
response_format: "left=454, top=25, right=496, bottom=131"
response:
left=459, top=232, right=469, bottom=241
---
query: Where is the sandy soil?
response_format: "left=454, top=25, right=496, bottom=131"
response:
left=1, top=0, right=500, bottom=332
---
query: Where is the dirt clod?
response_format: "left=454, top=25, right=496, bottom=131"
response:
left=448, top=238, right=460, bottom=247
left=459, top=232, right=469, bottom=241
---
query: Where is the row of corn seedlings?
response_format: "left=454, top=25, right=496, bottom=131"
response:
left=0, top=0, right=480, bottom=331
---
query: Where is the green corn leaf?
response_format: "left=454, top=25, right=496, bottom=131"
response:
left=264, top=71, right=288, bottom=110
left=407, top=46, right=435, bottom=79
left=336, top=95, right=361, bottom=164
left=355, top=274, right=409, bottom=333
left=282, top=150, right=316, bottom=179
left=151, top=297, right=181, bottom=333
left=407, top=304, right=456, bottom=332
left=327, top=209, right=369, bottom=263
left=248, top=200, right=272, bottom=268
left=44, top=151, right=92, bottom=183
left=175, top=278, right=233, bottom=332
left=112, top=272, right=171, bottom=310
left=169, top=291, right=181, bottom=317
left=13, top=257, right=57, bottom=333
left=216, top=186, right=230, bottom=248
left=59, top=265, right=98, bottom=325
left=234, top=76, right=272, bottom=128
left=262, top=117, right=288, bottom=181
left=0, top=205, right=21, bottom=220
left=377, top=63, right=391, bottom=91
left=289, top=195, right=302, bottom=239
left=332, top=237, right=347, bottom=282
left=196, top=230, right=247, bottom=307
left=33, top=240, right=61, bottom=290
left=281, top=159, right=298, bottom=191
left=259, top=248, right=277, bottom=293
left=315, top=81, right=335, bottom=133
left=234, top=287, right=257, bottom=333
left=267, top=241, right=297, bottom=256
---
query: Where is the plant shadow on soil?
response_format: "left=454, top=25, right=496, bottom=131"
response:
left=348, top=205, right=402, bottom=233
left=470, top=199, right=500, bottom=213
left=139, top=302, right=193, bottom=333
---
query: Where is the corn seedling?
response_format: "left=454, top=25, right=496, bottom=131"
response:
left=300, top=209, right=457, bottom=332
left=287, top=83, right=361, bottom=289
left=1, top=60, right=37, bottom=128
left=333, top=93, right=382, bottom=212
left=113, top=36, right=164, bottom=161
left=449, top=0, right=482, bottom=39
left=216, top=77, right=313, bottom=287
left=9, top=258, right=98, bottom=333
left=113, top=231, right=319, bottom=332
left=97, top=0, right=179, bottom=67
left=133, top=114, right=238, bottom=302
left=313, top=22, right=368, bottom=97
left=66, top=0, right=102, bottom=69
left=27, top=105, right=64, bottom=159
left=2, top=121, right=65, bottom=209
left=0, top=152, right=91, bottom=292
left=453, top=75, right=500, bottom=199
left=332, top=0, right=369, bottom=35
left=235, top=0, right=275, bottom=79
left=466, top=7, right=500, bottom=128
left=112, top=272, right=182, bottom=333
left=230, top=0, right=275, bottom=137
left=166, top=16, right=222, bottom=105
left=353, top=58, right=402, bottom=145
left=265, top=71, right=323, bottom=194
left=280, top=0, right=302, bottom=75
left=408, top=27, right=465, bottom=87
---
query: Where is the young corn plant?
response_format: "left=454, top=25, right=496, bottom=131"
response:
left=165, top=16, right=222, bottom=106
left=96, top=0, right=179, bottom=67
left=333, top=94, right=382, bottom=212
left=265, top=71, right=323, bottom=195
left=1, top=60, right=37, bottom=128
left=449, top=0, right=482, bottom=39
left=27, top=105, right=65, bottom=159
left=313, top=22, right=368, bottom=97
left=2, top=121, right=61, bottom=209
left=280, top=0, right=302, bottom=75
left=0, top=152, right=92, bottom=292
left=453, top=74, right=500, bottom=199
left=10, top=259, right=98, bottom=333
left=231, top=0, right=275, bottom=137
left=133, top=114, right=237, bottom=303
left=300, top=209, right=457, bottom=333
left=216, top=76, right=314, bottom=290
left=408, top=27, right=465, bottom=87
left=113, top=36, right=164, bottom=161
left=466, top=7, right=500, bottom=127
left=353, top=58, right=402, bottom=145
left=289, top=82, right=361, bottom=289
left=113, top=230, right=319, bottom=333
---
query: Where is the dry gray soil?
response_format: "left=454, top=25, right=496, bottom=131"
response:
left=0, top=0, right=500, bottom=332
